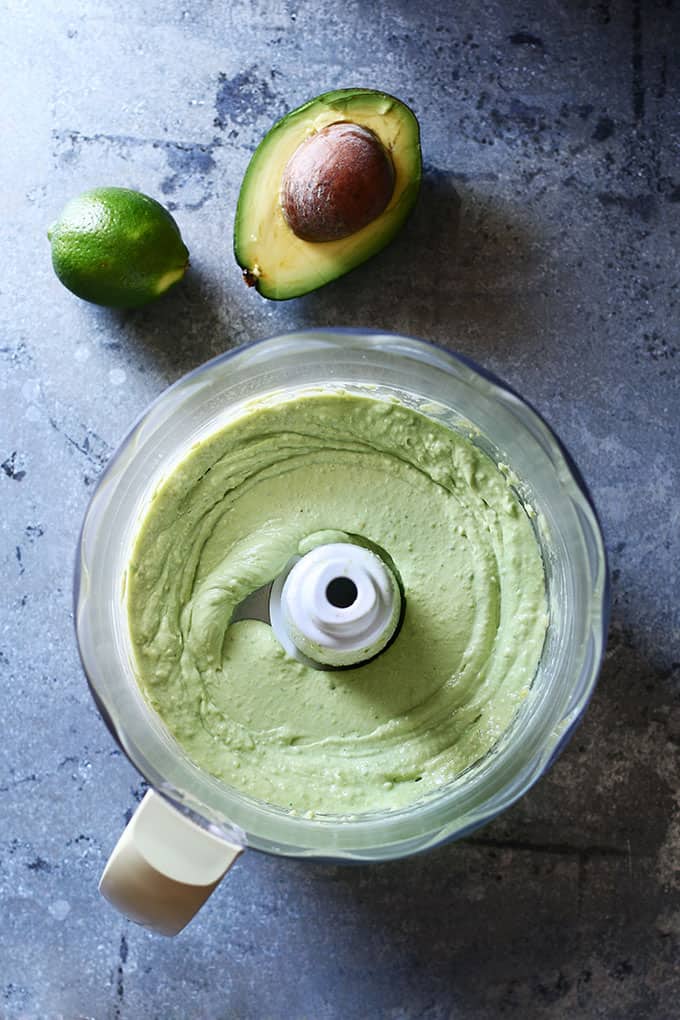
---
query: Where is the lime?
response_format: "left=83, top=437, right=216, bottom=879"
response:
left=47, top=187, right=189, bottom=308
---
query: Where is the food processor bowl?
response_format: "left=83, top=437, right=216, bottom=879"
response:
left=74, top=330, right=609, bottom=930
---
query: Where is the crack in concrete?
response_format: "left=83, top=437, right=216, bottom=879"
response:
left=465, top=836, right=634, bottom=858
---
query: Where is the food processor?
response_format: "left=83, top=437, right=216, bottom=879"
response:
left=75, top=329, right=609, bottom=934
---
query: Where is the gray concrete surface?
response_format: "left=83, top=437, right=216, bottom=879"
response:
left=2, top=0, right=679, bottom=1017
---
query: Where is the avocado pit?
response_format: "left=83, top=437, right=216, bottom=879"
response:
left=280, top=122, right=395, bottom=243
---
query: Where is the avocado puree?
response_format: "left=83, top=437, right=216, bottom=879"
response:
left=127, top=392, right=548, bottom=815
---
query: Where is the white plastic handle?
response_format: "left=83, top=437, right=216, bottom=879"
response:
left=99, top=790, right=243, bottom=936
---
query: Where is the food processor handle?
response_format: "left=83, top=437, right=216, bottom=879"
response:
left=99, top=790, right=243, bottom=936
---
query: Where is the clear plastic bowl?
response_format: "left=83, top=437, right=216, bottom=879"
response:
left=75, top=330, right=609, bottom=861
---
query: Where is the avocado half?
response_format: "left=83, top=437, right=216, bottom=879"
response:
left=234, top=88, right=422, bottom=300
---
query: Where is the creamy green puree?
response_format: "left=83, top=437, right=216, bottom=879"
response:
left=127, top=392, right=547, bottom=815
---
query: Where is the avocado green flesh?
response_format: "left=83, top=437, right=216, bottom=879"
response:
left=127, top=391, right=548, bottom=816
left=234, top=89, right=422, bottom=299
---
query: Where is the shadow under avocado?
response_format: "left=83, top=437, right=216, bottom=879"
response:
left=291, top=165, right=544, bottom=359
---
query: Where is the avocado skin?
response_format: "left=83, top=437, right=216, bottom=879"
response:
left=234, top=88, right=422, bottom=300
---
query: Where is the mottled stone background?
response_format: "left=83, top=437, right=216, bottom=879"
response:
left=1, top=0, right=679, bottom=1017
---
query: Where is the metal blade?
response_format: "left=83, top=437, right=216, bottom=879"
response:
left=230, top=580, right=274, bottom=625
